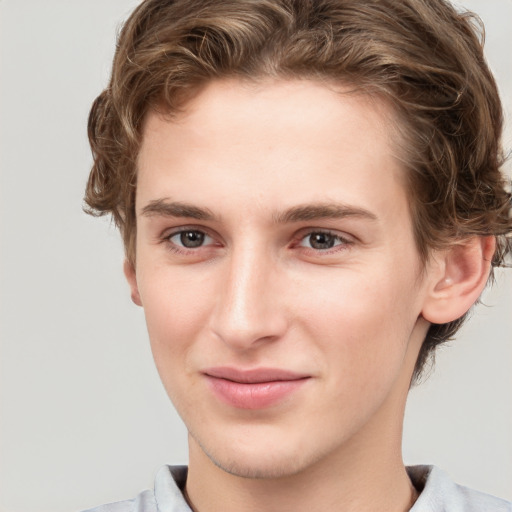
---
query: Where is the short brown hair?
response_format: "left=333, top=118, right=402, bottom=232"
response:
left=85, top=0, right=512, bottom=381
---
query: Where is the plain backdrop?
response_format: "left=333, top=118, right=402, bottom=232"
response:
left=0, top=1, right=511, bottom=511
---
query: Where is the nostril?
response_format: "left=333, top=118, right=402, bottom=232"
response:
left=207, top=254, right=288, bottom=349
left=209, top=302, right=288, bottom=351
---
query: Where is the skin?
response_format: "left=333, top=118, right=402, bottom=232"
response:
left=125, top=79, right=493, bottom=512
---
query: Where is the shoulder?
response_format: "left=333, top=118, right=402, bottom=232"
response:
left=81, top=489, right=155, bottom=512
left=82, top=466, right=190, bottom=512
left=408, top=465, right=512, bottom=512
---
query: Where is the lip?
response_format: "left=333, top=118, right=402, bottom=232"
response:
left=203, top=367, right=311, bottom=409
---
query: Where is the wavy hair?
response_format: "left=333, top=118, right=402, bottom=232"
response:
left=85, top=0, right=512, bottom=381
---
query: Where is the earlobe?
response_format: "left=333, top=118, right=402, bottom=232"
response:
left=421, top=236, right=495, bottom=325
left=123, top=259, right=143, bottom=307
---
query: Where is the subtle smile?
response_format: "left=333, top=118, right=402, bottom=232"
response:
left=203, top=367, right=311, bottom=409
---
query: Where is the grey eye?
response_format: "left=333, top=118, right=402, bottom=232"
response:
left=309, top=232, right=335, bottom=249
left=300, top=232, right=344, bottom=250
left=170, top=230, right=208, bottom=248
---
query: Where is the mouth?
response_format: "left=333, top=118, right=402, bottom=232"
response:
left=203, top=367, right=311, bottom=409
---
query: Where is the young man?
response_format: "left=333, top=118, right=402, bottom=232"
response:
left=84, top=0, right=512, bottom=510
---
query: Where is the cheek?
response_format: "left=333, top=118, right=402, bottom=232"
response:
left=294, top=271, right=420, bottom=377
left=138, top=271, right=215, bottom=419
left=137, top=267, right=213, bottom=366
left=295, top=269, right=413, bottom=332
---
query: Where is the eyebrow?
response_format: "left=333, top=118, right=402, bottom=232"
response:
left=273, top=203, right=378, bottom=224
left=141, top=199, right=216, bottom=220
left=140, top=199, right=377, bottom=223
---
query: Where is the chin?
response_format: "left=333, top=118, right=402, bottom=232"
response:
left=208, top=449, right=312, bottom=480
left=191, top=429, right=323, bottom=480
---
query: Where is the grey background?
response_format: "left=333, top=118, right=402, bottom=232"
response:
left=0, top=1, right=510, bottom=511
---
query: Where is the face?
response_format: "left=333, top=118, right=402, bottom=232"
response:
left=129, top=79, right=433, bottom=478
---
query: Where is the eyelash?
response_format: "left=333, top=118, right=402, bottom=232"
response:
left=296, top=230, right=353, bottom=253
left=162, top=227, right=218, bottom=255
left=161, top=227, right=353, bottom=256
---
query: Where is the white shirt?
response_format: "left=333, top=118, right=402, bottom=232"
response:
left=83, top=464, right=512, bottom=512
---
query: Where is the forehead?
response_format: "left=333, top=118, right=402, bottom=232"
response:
left=143, top=79, right=399, bottom=156
left=137, top=79, right=407, bottom=224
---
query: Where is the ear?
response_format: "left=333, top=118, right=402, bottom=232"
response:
left=421, top=236, right=495, bottom=324
left=123, top=259, right=143, bottom=307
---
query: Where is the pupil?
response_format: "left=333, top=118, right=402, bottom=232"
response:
left=180, top=231, right=204, bottom=248
left=310, top=232, right=335, bottom=250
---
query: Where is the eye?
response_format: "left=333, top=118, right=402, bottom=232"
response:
left=299, top=231, right=348, bottom=250
left=168, top=229, right=213, bottom=249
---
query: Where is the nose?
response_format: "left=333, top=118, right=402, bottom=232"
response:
left=209, top=245, right=288, bottom=351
